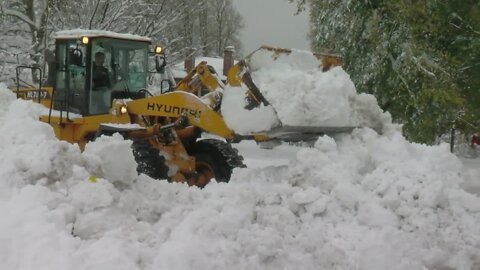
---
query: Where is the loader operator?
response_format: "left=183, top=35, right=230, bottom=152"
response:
left=92, top=52, right=110, bottom=89
left=91, top=51, right=111, bottom=114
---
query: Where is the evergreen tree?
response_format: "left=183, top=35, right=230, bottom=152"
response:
left=295, top=0, right=480, bottom=143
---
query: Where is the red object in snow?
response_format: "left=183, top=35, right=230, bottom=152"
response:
left=472, top=134, right=480, bottom=146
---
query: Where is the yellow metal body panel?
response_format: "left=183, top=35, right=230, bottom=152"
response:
left=176, top=61, right=223, bottom=94
left=195, top=63, right=222, bottom=91
left=39, top=108, right=131, bottom=150
left=226, top=63, right=243, bottom=87
left=127, top=91, right=234, bottom=139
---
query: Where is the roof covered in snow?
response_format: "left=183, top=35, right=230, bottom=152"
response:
left=53, top=29, right=151, bottom=43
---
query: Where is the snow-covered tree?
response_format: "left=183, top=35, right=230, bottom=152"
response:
left=0, top=0, right=245, bottom=84
left=170, top=0, right=244, bottom=58
left=0, top=0, right=51, bottom=83
left=208, top=0, right=244, bottom=56
left=0, top=14, right=31, bottom=83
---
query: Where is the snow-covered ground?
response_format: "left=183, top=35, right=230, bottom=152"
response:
left=460, top=158, right=480, bottom=195
left=1, top=68, right=480, bottom=270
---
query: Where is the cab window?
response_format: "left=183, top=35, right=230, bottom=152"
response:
left=89, top=38, right=148, bottom=115
left=54, top=41, right=86, bottom=114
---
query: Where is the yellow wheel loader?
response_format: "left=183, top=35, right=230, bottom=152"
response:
left=16, top=30, right=360, bottom=187
left=15, top=30, right=244, bottom=187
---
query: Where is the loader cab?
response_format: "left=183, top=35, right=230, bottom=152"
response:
left=53, top=31, right=151, bottom=116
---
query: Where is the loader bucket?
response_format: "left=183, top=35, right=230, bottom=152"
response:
left=239, top=45, right=343, bottom=72
left=227, top=46, right=343, bottom=109
left=222, top=46, right=360, bottom=142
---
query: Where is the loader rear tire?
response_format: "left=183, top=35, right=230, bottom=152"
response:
left=189, top=139, right=245, bottom=187
left=132, top=140, right=169, bottom=180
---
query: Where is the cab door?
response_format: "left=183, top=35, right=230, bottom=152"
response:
left=54, top=41, right=87, bottom=115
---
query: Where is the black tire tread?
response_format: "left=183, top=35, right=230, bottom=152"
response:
left=189, top=139, right=245, bottom=183
left=131, top=140, right=169, bottom=179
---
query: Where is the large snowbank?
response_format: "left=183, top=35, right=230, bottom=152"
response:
left=221, top=49, right=390, bottom=134
left=0, top=82, right=479, bottom=270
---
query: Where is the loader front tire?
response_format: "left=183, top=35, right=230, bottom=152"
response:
left=189, top=139, right=245, bottom=187
left=192, top=151, right=229, bottom=187
left=132, top=140, right=169, bottom=180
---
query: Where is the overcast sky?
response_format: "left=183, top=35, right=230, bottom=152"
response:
left=232, top=0, right=310, bottom=56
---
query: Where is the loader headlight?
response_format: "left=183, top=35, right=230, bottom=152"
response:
left=120, top=105, right=128, bottom=115
left=81, top=36, right=89, bottom=45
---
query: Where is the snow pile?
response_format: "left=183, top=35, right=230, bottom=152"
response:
left=0, top=83, right=16, bottom=113
left=221, top=49, right=390, bottom=134
left=280, top=130, right=480, bottom=269
left=0, top=83, right=480, bottom=270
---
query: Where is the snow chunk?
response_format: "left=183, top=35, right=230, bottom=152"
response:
left=221, top=84, right=280, bottom=134
left=357, top=202, right=399, bottom=227
left=83, top=133, right=138, bottom=186
left=254, top=65, right=356, bottom=126
left=0, top=83, right=16, bottom=111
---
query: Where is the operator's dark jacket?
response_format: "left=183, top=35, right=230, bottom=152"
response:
left=92, top=65, right=111, bottom=88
